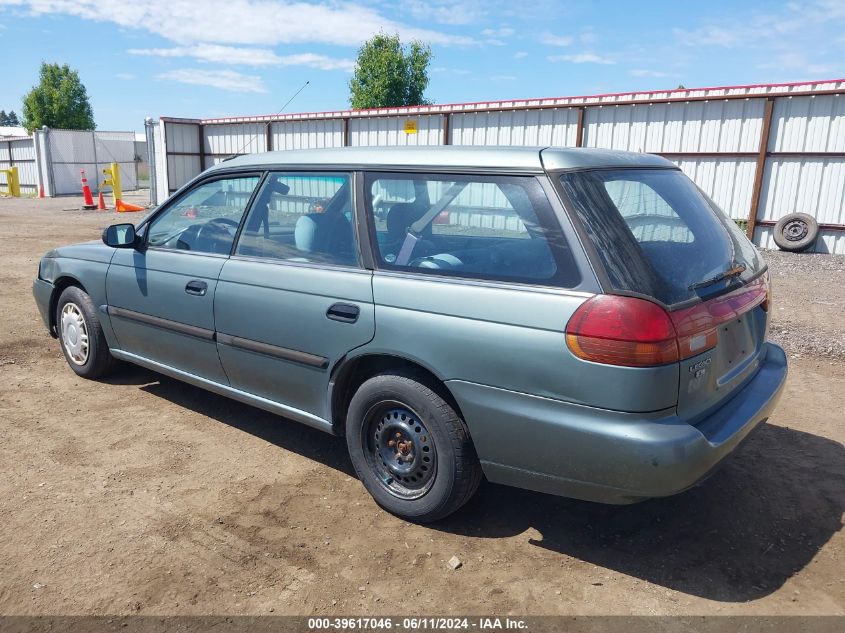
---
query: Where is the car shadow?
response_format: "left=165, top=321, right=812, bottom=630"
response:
left=117, top=365, right=844, bottom=602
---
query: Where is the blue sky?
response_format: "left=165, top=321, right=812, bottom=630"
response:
left=1, top=0, right=844, bottom=131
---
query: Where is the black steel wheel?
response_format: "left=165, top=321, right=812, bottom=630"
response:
left=773, top=212, right=819, bottom=252
left=364, top=403, right=438, bottom=500
left=346, top=372, right=482, bottom=522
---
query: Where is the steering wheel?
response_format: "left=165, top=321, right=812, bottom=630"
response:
left=195, top=217, right=240, bottom=253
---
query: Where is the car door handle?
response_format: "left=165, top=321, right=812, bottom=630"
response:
left=326, top=303, right=360, bottom=323
left=185, top=280, right=208, bottom=296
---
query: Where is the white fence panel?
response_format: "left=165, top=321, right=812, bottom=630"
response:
left=584, top=99, right=763, bottom=153
left=770, top=94, right=845, bottom=152
left=164, top=121, right=201, bottom=192
left=205, top=123, right=267, bottom=160
left=450, top=108, right=578, bottom=146
left=672, top=157, right=758, bottom=220
left=0, top=138, right=38, bottom=193
left=759, top=158, right=845, bottom=225
left=45, top=129, right=140, bottom=195
left=349, top=115, right=443, bottom=147
left=271, top=119, right=343, bottom=150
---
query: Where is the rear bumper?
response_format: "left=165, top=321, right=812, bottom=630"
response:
left=447, top=342, right=788, bottom=504
left=32, top=277, right=54, bottom=335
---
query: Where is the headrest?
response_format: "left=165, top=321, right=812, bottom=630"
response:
left=294, top=214, right=320, bottom=252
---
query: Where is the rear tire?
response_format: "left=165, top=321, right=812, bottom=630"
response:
left=55, top=286, right=118, bottom=379
left=346, top=372, right=482, bottom=522
left=773, top=212, right=819, bottom=252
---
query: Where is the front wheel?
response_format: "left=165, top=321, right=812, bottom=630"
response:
left=346, top=372, right=482, bottom=522
left=55, top=286, right=118, bottom=379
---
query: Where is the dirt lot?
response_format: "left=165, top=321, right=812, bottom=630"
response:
left=0, top=194, right=843, bottom=616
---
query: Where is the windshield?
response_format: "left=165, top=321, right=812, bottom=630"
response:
left=559, top=168, right=765, bottom=305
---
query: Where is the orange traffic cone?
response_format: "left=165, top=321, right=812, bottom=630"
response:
left=97, top=191, right=107, bottom=210
left=116, top=199, right=145, bottom=213
left=80, top=170, right=96, bottom=209
left=39, top=184, right=45, bottom=199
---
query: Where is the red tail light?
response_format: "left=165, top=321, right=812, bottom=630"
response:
left=566, top=274, right=769, bottom=367
left=565, top=295, right=679, bottom=367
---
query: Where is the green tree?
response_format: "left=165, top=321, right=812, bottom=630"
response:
left=349, top=34, right=432, bottom=109
left=22, top=63, right=95, bottom=132
left=0, top=110, right=19, bottom=126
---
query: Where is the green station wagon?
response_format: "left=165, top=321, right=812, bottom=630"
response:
left=33, top=146, right=787, bottom=521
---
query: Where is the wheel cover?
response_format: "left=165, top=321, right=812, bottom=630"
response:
left=783, top=219, right=809, bottom=241
left=60, top=302, right=89, bottom=366
left=363, top=402, right=437, bottom=500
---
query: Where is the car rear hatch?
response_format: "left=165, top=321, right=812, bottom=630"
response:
left=557, top=167, right=770, bottom=422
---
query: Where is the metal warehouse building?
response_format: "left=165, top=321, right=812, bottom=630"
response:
left=146, top=78, right=845, bottom=254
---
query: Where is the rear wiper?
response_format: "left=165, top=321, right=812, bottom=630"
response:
left=688, top=263, right=747, bottom=291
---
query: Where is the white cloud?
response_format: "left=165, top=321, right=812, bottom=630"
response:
left=547, top=53, right=615, bottom=64
left=481, top=27, right=514, bottom=38
left=630, top=69, right=669, bottom=77
left=129, top=45, right=354, bottom=70
left=490, top=74, right=516, bottom=81
left=276, top=53, right=355, bottom=72
left=0, top=0, right=475, bottom=46
left=115, top=72, right=136, bottom=80
left=432, top=66, right=471, bottom=75
left=514, top=51, right=528, bottom=59
left=155, top=69, right=267, bottom=93
left=674, top=0, right=845, bottom=48
left=540, top=33, right=573, bottom=47
left=757, top=52, right=841, bottom=77
left=404, top=0, right=485, bottom=26
left=129, top=44, right=283, bottom=66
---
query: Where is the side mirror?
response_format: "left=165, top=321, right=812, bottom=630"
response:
left=102, top=223, right=137, bottom=249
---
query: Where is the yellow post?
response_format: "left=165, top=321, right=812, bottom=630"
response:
left=0, top=166, right=21, bottom=197
left=101, top=162, right=122, bottom=208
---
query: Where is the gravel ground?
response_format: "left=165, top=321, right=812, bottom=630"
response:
left=763, top=249, right=845, bottom=360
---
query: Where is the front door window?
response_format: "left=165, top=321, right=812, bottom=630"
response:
left=147, top=176, right=260, bottom=255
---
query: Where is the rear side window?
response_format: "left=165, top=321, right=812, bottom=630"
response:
left=365, top=173, right=579, bottom=287
left=235, top=172, right=357, bottom=267
left=559, top=169, right=765, bottom=305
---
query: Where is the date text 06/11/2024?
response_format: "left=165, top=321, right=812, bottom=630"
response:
left=306, top=617, right=528, bottom=630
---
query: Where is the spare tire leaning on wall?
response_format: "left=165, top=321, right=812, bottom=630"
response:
left=772, top=213, right=820, bottom=252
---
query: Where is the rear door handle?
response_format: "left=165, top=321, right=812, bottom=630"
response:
left=326, top=303, right=360, bottom=323
left=185, top=280, right=208, bottom=296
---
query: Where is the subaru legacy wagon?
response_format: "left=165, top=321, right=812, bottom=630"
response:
left=33, top=146, right=787, bottom=521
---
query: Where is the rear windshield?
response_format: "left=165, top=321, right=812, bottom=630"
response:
left=559, top=168, right=765, bottom=306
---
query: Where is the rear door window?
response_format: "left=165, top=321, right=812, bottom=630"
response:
left=365, top=173, right=579, bottom=287
left=234, top=172, right=357, bottom=267
left=558, top=168, right=765, bottom=305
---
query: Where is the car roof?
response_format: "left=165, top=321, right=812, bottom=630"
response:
left=207, top=146, right=676, bottom=174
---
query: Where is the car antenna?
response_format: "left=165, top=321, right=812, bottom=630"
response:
left=222, top=80, right=311, bottom=162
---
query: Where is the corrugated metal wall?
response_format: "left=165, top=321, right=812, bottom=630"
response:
left=755, top=94, right=845, bottom=251
left=150, top=79, right=845, bottom=253
left=0, top=137, right=38, bottom=193
left=451, top=108, right=579, bottom=146
left=271, top=119, right=343, bottom=151
left=350, top=115, right=444, bottom=146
